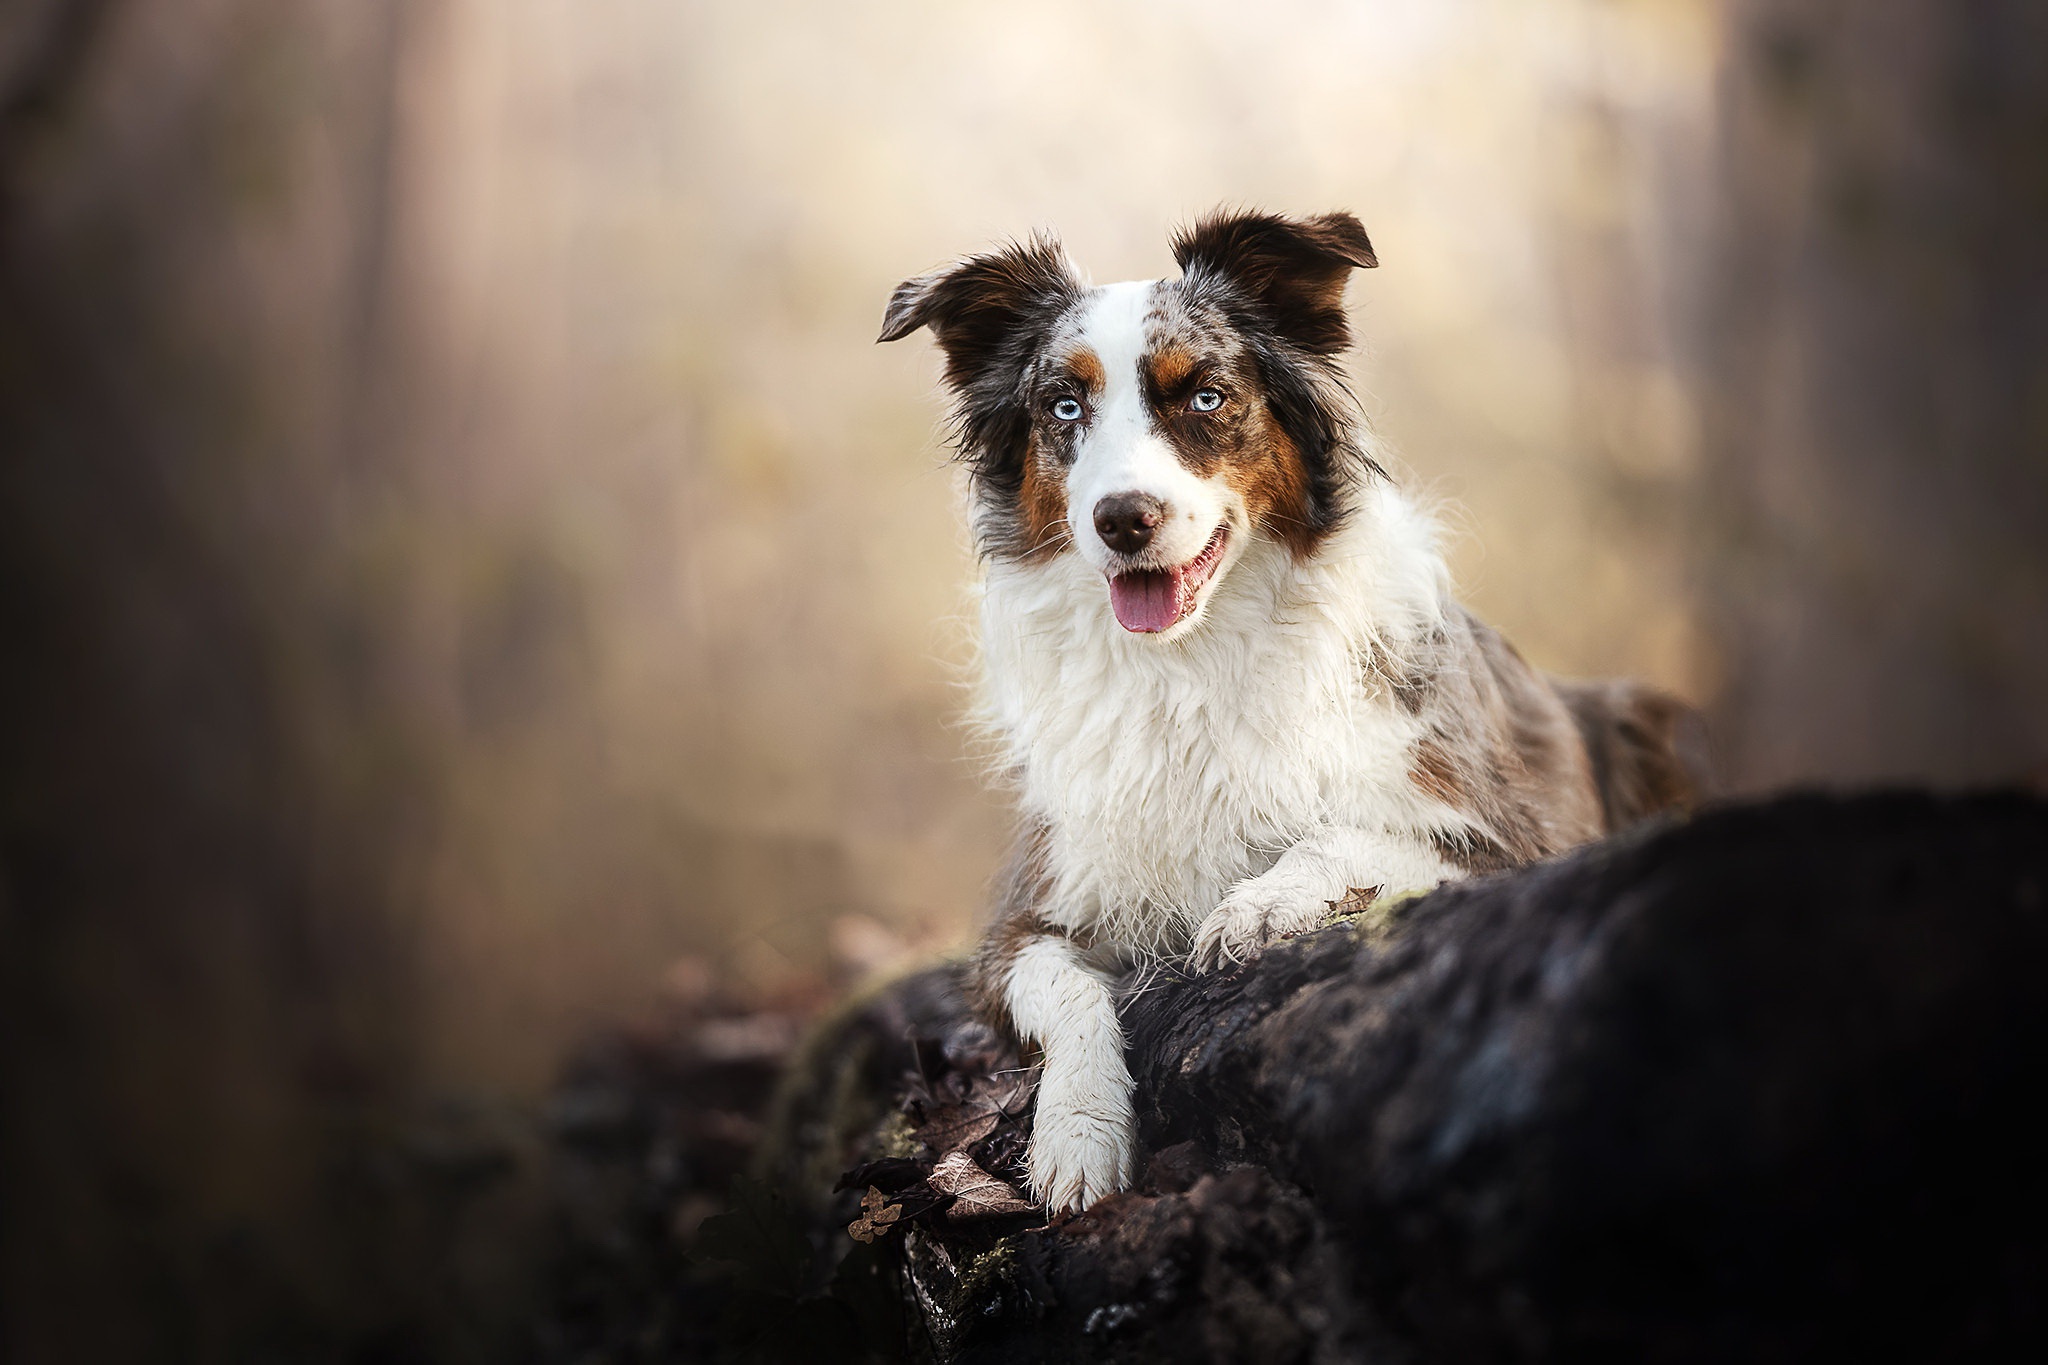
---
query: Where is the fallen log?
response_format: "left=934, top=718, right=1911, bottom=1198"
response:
left=551, top=792, right=2048, bottom=1361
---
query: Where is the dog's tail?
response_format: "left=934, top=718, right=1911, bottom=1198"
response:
left=1556, top=679, right=1716, bottom=832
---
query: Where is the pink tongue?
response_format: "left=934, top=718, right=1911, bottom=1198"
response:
left=1109, top=570, right=1179, bottom=633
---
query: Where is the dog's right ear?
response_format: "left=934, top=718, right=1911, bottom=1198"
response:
left=878, top=235, right=1081, bottom=392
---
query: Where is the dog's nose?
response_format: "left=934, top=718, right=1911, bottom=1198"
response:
left=1093, top=493, right=1163, bottom=555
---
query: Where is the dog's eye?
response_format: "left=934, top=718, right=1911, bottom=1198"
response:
left=1051, top=398, right=1085, bottom=423
left=1189, top=388, right=1224, bottom=413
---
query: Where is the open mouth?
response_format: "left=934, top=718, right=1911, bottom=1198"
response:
left=1107, top=524, right=1231, bottom=633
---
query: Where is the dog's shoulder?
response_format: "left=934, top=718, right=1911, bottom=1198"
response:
left=1395, top=606, right=1603, bottom=868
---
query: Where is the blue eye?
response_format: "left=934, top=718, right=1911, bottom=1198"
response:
left=1051, top=398, right=1085, bottom=422
left=1190, top=388, right=1224, bottom=413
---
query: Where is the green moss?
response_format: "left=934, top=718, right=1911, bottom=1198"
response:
left=953, top=1236, right=1022, bottom=1307
left=1324, top=886, right=1431, bottom=943
left=870, top=1109, right=919, bottom=1162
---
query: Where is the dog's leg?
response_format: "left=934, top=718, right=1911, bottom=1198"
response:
left=1192, top=825, right=1454, bottom=972
left=994, top=929, right=1136, bottom=1213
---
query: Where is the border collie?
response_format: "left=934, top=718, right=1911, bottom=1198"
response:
left=880, top=209, right=1703, bottom=1214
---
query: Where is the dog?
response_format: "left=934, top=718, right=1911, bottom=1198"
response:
left=879, top=209, right=1704, bottom=1213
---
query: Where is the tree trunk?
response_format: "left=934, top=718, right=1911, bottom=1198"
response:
left=709, top=793, right=2047, bottom=1362
left=1694, top=0, right=2048, bottom=790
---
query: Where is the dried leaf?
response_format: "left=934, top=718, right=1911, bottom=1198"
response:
left=973, top=1125, right=1029, bottom=1182
left=848, top=1185, right=906, bottom=1243
left=911, top=1067, right=1036, bottom=1157
left=1327, top=886, right=1381, bottom=915
left=928, top=1150, right=1035, bottom=1220
left=914, top=1104, right=1000, bottom=1154
left=971, top=1070, right=1036, bottom=1116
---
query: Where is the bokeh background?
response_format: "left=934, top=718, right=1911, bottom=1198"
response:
left=3, top=0, right=2043, bottom=1358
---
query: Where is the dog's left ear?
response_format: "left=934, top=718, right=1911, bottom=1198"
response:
left=1172, top=210, right=1377, bottom=355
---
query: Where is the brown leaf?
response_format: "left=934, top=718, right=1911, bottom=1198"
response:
left=928, top=1150, right=1035, bottom=1220
left=1327, top=886, right=1381, bottom=915
left=848, top=1185, right=906, bottom=1243
left=914, top=1104, right=1000, bottom=1154
left=970, top=1070, right=1036, bottom=1117
left=912, top=1070, right=1037, bottom=1155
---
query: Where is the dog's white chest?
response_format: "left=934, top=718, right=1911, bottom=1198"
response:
left=980, top=537, right=1433, bottom=952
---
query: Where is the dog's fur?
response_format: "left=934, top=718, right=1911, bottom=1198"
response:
left=880, top=210, right=1704, bottom=1213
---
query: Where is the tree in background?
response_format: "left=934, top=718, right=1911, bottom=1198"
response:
left=0, top=3, right=492, bottom=1359
left=1697, top=0, right=2048, bottom=789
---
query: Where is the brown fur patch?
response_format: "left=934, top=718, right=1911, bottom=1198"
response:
left=1409, top=739, right=1466, bottom=807
left=1064, top=346, right=1105, bottom=394
left=1143, top=344, right=1197, bottom=396
left=1219, top=420, right=1319, bottom=558
left=1138, top=276, right=1351, bottom=558
left=968, top=909, right=1058, bottom=1037
left=1016, top=434, right=1071, bottom=563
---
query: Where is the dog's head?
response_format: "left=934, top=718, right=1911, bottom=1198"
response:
left=880, top=210, right=1381, bottom=637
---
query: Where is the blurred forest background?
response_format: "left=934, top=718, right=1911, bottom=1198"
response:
left=2, top=0, right=2043, bottom=1359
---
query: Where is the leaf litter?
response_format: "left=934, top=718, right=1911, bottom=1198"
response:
left=837, top=1017, right=1041, bottom=1238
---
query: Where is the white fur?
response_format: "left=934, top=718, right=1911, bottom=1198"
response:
left=1194, top=823, right=1456, bottom=970
left=981, top=280, right=1469, bottom=1212
left=983, top=479, right=1461, bottom=954
left=1062, top=282, right=1236, bottom=595
left=1002, top=935, right=1137, bottom=1211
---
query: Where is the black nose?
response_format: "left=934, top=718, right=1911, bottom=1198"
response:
left=1093, top=493, right=1163, bottom=555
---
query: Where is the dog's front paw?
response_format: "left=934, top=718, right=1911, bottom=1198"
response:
left=1028, top=1067, right=1136, bottom=1214
left=1192, top=872, right=1354, bottom=973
